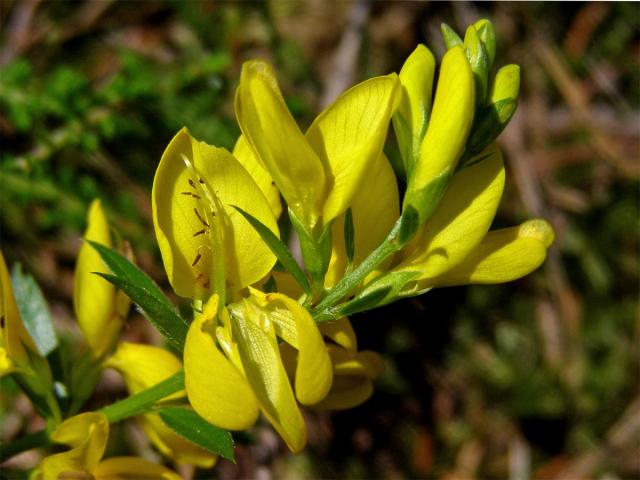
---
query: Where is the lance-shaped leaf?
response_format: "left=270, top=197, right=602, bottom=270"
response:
left=236, top=60, right=326, bottom=229
left=158, top=407, right=235, bottom=462
left=306, top=73, right=400, bottom=225
left=87, top=241, right=188, bottom=351
left=232, top=206, right=311, bottom=296
left=153, top=128, right=279, bottom=299
left=11, top=263, right=57, bottom=356
left=403, top=45, right=475, bottom=226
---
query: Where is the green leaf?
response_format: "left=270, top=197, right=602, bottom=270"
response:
left=464, top=25, right=490, bottom=107
left=337, top=286, right=392, bottom=317
left=87, top=241, right=188, bottom=351
left=232, top=206, right=312, bottom=295
left=11, top=263, right=58, bottom=356
left=158, top=407, right=235, bottom=462
left=460, top=98, right=517, bottom=166
left=99, top=371, right=185, bottom=423
left=344, top=207, right=355, bottom=265
left=441, top=23, right=463, bottom=50
left=474, top=19, right=496, bottom=70
left=288, top=207, right=332, bottom=286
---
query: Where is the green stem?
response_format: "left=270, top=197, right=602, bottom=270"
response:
left=313, top=219, right=404, bottom=313
left=0, top=429, right=50, bottom=462
left=99, top=370, right=185, bottom=423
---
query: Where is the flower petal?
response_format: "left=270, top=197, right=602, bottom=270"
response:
left=232, top=135, right=282, bottom=219
left=397, top=144, right=505, bottom=280
left=319, top=317, right=357, bottom=353
left=325, top=152, right=399, bottom=287
left=231, top=298, right=306, bottom=452
left=248, top=289, right=333, bottom=405
left=106, top=342, right=184, bottom=399
left=428, top=219, right=554, bottom=287
left=184, top=295, right=259, bottom=431
left=152, top=128, right=278, bottom=298
left=92, top=457, right=181, bottom=479
left=235, top=60, right=326, bottom=228
left=39, top=412, right=109, bottom=478
left=73, top=200, right=120, bottom=358
left=309, top=377, right=373, bottom=411
left=306, top=74, right=400, bottom=224
left=393, top=44, right=436, bottom=173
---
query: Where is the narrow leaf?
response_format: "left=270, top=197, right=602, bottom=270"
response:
left=158, top=407, right=235, bottom=462
left=344, top=208, right=355, bottom=265
left=100, top=371, right=185, bottom=423
left=11, top=263, right=58, bottom=356
left=87, top=241, right=188, bottom=350
left=441, top=23, right=463, bottom=49
left=232, top=206, right=312, bottom=295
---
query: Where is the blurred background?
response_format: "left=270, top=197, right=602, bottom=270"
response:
left=0, top=1, right=638, bottom=479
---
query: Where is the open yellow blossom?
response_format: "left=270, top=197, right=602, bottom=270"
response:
left=74, top=200, right=131, bottom=358
left=153, top=128, right=279, bottom=300
left=184, top=292, right=332, bottom=453
left=235, top=59, right=401, bottom=231
left=36, top=412, right=180, bottom=480
left=106, top=342, right=217, bottom=468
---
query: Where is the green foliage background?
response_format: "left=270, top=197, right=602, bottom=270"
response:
left=1, top=1, right=638, bottom=479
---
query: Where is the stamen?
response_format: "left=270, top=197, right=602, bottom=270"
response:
left=193, top=229, right=206, bottom=237
left=192, top=253, right=202, bottom=267
left=194, top=208, right=209, bottom=227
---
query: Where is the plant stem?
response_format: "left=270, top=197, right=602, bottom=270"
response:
left=313, top=218, right=403, bottom=313
left=0, top=429, right=50, bottom=462
left=99, top=370, right=185, bottom=423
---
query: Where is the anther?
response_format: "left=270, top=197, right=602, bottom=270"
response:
left=194, top=208, right=209, bottom=227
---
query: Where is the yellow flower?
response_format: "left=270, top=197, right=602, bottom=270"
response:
left=183, top=291, right=332, bottom=453
left=359, top=143, right=554, bottom=298
left=36, top=412, right=180, bottom=480
left=105, top=342, right=217, bottom=468
left=235, top=59, right=401, bottom=232
left=401, top=45, right=475, bottom=225
left=152, top=128, right=279, bottom=300
left=74, top=200, right=131, bottom=358
left=0, top=250, right=38, bottom=376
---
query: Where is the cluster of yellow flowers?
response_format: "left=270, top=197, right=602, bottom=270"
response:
left=0, top=19, right=554, bottom=476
